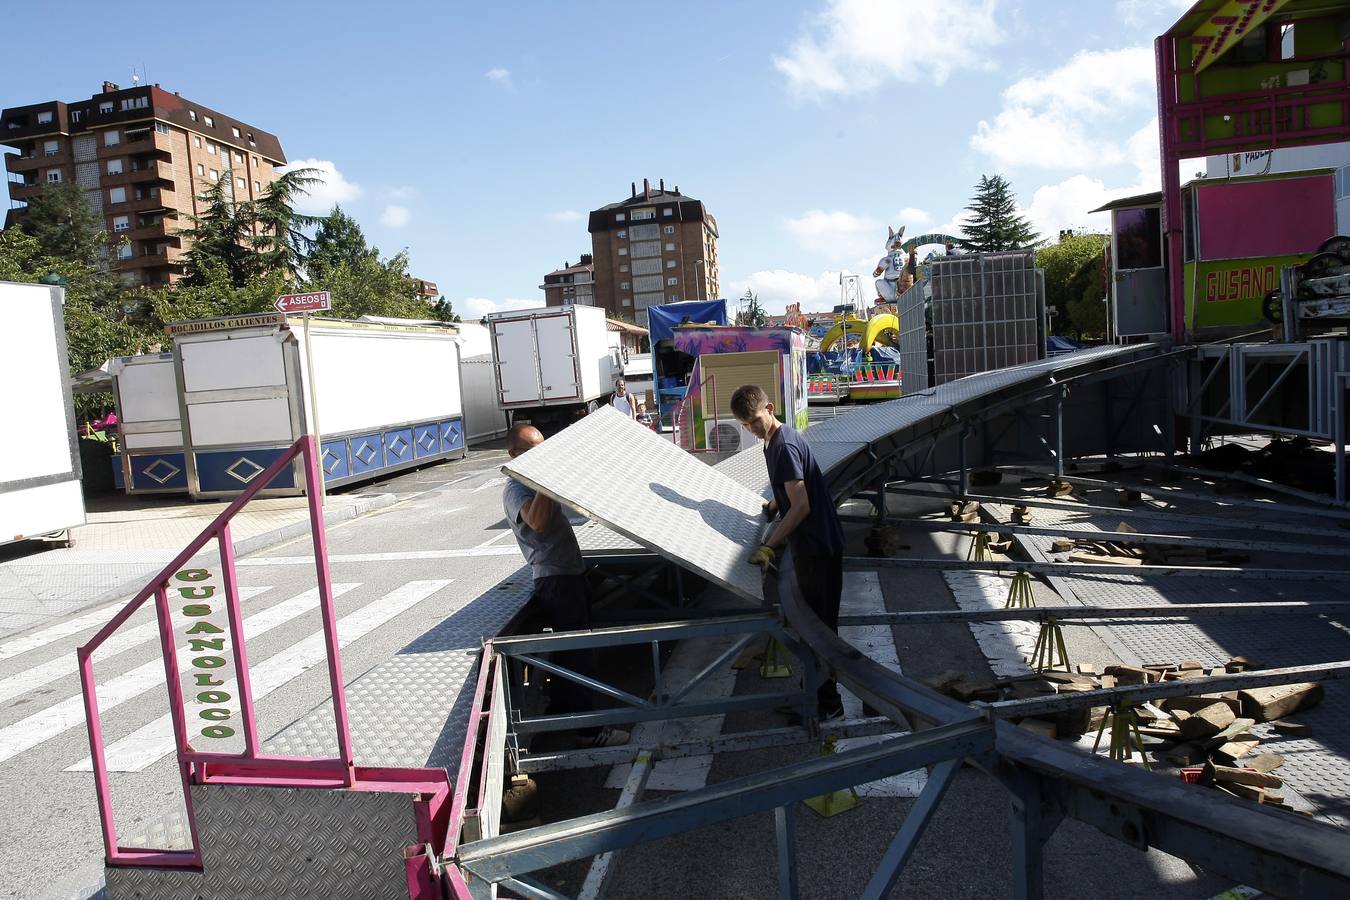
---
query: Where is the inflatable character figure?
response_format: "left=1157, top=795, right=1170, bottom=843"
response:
left=873, top=225, right=906, bottom=303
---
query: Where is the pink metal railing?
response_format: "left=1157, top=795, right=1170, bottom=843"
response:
left=77, top=435, right=354, bottom=870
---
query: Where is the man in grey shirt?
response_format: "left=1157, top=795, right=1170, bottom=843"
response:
left=504, top=424, right=627, bottom=747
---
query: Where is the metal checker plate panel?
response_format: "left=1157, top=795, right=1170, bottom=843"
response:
left=806, top=395, right=952, bottom=444
left=713, top=447, right=770, bottom=497
left=995, top=503, right=1350, bottom=827
left=504, top=406, right=765, bottom=602
left=577, top=519, right=645, bottom=553
left=263, top=572, right=533, bottom=767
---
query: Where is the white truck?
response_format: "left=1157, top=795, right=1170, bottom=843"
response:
left=0, top=281, right=86, bottom=544
left=487, top=305, right=619, bottom=433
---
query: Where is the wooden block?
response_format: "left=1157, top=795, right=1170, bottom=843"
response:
left=1143, top=663, right=1179, bottom=673
left=1164, top=695, right=1241, bottom=717
left=1214, top=734, right=1260, bottom=765
left=1077, top=663, right=1099, bottom=676
left=1225, top=656, right=1259, bottom=673
left=1271, top=720, right=1312, bottom=738
left=1068, top=551, right=1140, bottom=566
left=1138, top=724, right=1182, bottom=739
left=1179, top=659, right=1204, bottom=671
left=1211, top=765, right=1281, bottom=788
left=1165, top=742, right=1208, bottom=765
left=1163, top=669, right=1204, bottom=680
left=1206, top=717, right=1256, bottom=745
left=1247, top=752, right=1284, bottom=774
left=1177, top=702, right=1236, bottom=741
left=1104, top=664, right=1151, bottom=685
left=1050, top=539, right=1075, bottom=553
left=1222, top=781, right=1264, bottom=802
left=951, top=677, right=999, bottom=702
left=1018, top=719, right=1058, bottom=739
left=1259, top=790, right=1284, bottom=805
left=921, top=670, right=965, bottom=694
left=1099, top=674, right=1116, bottom=689
left=1239, top=683, right=1324, bottom=723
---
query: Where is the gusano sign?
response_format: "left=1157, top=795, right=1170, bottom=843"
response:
left=175, top=567, right=237, bottom=739
left=1204, top=263, right=1278, bottom=304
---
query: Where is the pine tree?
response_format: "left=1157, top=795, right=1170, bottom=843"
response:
left=21, top=181, right=108, bottom=264
left=310, top=205, right=374, bottom=273
left=735, top=289, right=766, bottom=327
left=960, top=174, right=1038, bottom=252
left=250, top=167, right=321, bottom=279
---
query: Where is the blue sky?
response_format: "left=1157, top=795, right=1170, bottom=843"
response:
left=2, top=0, right=1193, bottom=315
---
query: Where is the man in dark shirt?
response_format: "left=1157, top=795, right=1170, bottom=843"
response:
left=505, top=424, right=628, bottom=747
left=730, top=384, right=845, bottom=720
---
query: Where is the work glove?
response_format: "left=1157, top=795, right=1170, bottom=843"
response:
left=762, top=502, right=777, bottom=523
left=748, top=544, right=776, bottom=570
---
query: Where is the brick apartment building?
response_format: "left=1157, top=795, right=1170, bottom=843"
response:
left=540, top=254, right=595, bottom=307
left=587, top=179, right=719, bottom=324
left=2, top=81, right=286, bottom=285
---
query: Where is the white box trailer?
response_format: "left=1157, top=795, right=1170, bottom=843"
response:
left=168, top=313, right=465, bottom=498
left=108, top=352, right=186, bottom=494
left=454, top=322, right=510, bottom=445
left=487, top=305, right=616, bottom=431
left=0, top=281, right=86, bottom=544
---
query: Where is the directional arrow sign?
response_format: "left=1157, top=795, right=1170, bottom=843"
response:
left=275, top=290, right=331, bottom=314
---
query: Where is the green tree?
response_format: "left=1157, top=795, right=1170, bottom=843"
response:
left=428, top=296, right=461, bottom=323
left=960, top=174, right=1038, bottom=252
left=21, top=181, right=109, bottom=263
left=1036, top=233, right=1108, bottom=334
left=310, top=205, right=374, bottom=272
left=250, top=167, right=321, bottom=279
left=735, top=289, right=766, bottom=327
left=180, top=174, right=259, bottom=287
left=1064, top=252, right=1108, bottom=340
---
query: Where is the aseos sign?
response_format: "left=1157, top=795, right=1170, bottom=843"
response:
left=275, top=290, right=331, bottom=314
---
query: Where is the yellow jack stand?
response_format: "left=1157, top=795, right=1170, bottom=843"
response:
left=967, top=532, right=992, bottom=561
left=759, top=637, right=793, bottom=679
left=1092, top=703, right=1151, bottom=769
left=1030, top=615, right=1070, bottom=672
left=803, top=737, right=861, bottom=818
left=1005, top=570, right=1035, bottom=608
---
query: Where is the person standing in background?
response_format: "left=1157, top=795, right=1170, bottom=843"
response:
left=611, top=378, right=636, bottom=419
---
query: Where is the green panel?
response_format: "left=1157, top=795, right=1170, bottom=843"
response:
left=1184, top=254, right=1310, bottom=329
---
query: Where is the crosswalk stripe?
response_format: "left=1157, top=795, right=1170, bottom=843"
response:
left=70, top=579, right=453, bottom=772
left=237, top=547, right=520, bottom=565
left=0, top=583, right=359, bottom=765
left=0, top=587, right=270, bottom=708
left=0, top=604, right=131, bottom=663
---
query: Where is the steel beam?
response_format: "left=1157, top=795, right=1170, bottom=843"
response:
left=860, top=758, right=961, bottom=900
left=988, top=660, right=1350, bottom=718
left=1160, top=463, right=1350, bottom=512
left=491, top=614, right=779, bottom=654
left=456, top=720, right=993, bottom=882
left=514, top=691, right=807, bottom=735
left=774, top=805, right=800, bottom=900
left=843, top=556, right=1350, bottom=582
left=837, top=601, right=1350, bottom=626
left=577, top=751, right=652, bottom=900
left=840, top=515, right=1350, bottom=558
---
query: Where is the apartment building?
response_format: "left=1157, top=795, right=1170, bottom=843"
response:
left=587, top=179, right=719, bottom=324
left=540, top=254, right=595, bottom=307
left=2, top=81, right=286, bottom=285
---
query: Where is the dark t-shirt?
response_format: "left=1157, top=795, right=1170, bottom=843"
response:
left=764, top=424, right=844, bottom=559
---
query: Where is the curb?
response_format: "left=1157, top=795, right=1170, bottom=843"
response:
left=72, top=492, right=400, bottom=616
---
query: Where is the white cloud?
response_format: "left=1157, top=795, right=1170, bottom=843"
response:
left=895, top=207, right=932, bottom=228
left=486, top=67, right=514, bottom=89
left=729, top=269, right=845, bottom=314
left=970, top=46, right=1156, bottom=170
left=460, top=297, right=539, bottom=319
left=1116, top=0, right=1191, bottom=27
left=281, top=158, right=362, bottom=216
left=1022, top=175, right=1116, bottom=237
left=774, top=0, right=1004, bottom=96
left=379, top=204, right=410, bottom=228
left=547, top=210, right=584, bottom=223
left=387, top=186, right=415, bottom=200
left=783, top=210, right=883, bottom=263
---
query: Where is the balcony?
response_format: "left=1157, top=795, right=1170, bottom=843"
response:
left=118, top=247, right=185, bottom=270
left=116, top=221, right=180, bottom=243
left=7, top=180, right=49, bottom=200
left=108, top=186, right=179, bottom=214
left=103, top=159, right=173, bottom=188
left=5, top=149, right=67, bottom=173
left=97, top=129, right=172, bottom=160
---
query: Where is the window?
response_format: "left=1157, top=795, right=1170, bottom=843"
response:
left=622, top=297, right=632, bottom=307
left=113, top=215, right=129, bottom=232
left=104, top=130, right=120, bottom=146
left=1115, top=207, right=1162, bottom=270
left=615, top=213, right=625, bottom=222
left=251, top=156, right=258, bottom=167
left=106, top=159, right=123, bottom=175
left=666, top=260, right=676, bottom=268
left=44, top=140, right=59, bottom=156
left=619, top=264, right=629, bottom=273
left=665, top=242, right=674, bottom=251
left=247, top=132, right=255, bottom=146
left=631, top=208, right=655, bottom=221
left=231, top=126, right=241, bottom=138
left=253, top=180, right=260, bottom=192
left=667, top=294, right=679, bottom=303
left=117, top=244, right=133, bottom=260
left=618, top=247, right=627, bottom=256
left=206, top=141, right=216, bottom=154
left=189, top=110, right=197, bottom=121
left=667, top=277, right=678, bottom=286
left=109, top=187, right=126, bottom=203
left=664, top=225, right=675, bottom=234
left=193, top=136, right=201, bottom=148
left=46, top=169, right=62, bottom=184
left=155, top=122, right=169, bottom=134
left=71, top=110, right=82, bottom=123
left=119, top=96, right=149, bottom=111
left=617, top=229, right=626, bottom=239
left=235, top=176, right=246, bottom=189
left=209, top=169, right=218, bottom=181
left=99, top=101, right=113, bottom=114
left=234, top=151, right=243, bottom=163
left=196, top=163, right=204, bottom=176
left=663, top=208, right=673, bottom=216
left=204, top=116, right=214, bottom=127
left=37, top=111, right=52, bottom=125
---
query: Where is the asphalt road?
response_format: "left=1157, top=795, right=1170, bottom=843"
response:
left=0, top=445, right=520, bottom=900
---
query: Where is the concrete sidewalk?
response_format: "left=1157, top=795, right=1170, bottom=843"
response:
left=0, top=490, right=396, bottom=639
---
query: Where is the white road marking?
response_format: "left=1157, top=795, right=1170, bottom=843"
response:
left=0, top=587, right=270, bottom=707
left=943, top=571, right=1037, bottom=678
left=474, top=529, right=515, bottom=549
left=70, top=579, right=453, bottom=772
left=0, top=584, right=359, bottom=765
left=835, top=571, right=926, bottom=797
left=237, top=547, right=521, bottom=566
left=472, top=476, right=509, bottom=493
left=0, top=603, right=135, bottom=663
